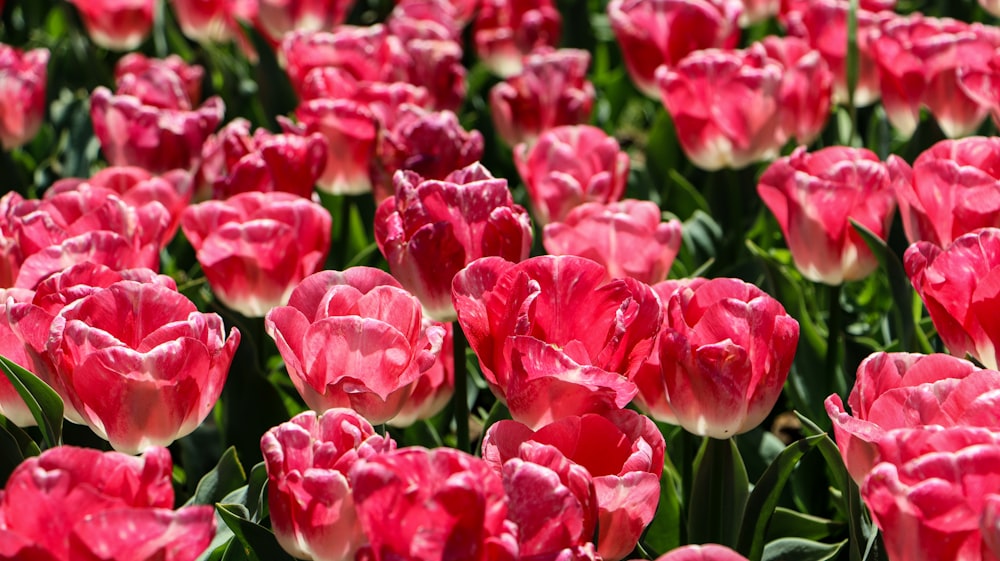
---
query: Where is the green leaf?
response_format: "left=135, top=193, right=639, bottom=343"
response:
left=642, top=464, right=683, bottom=555
left=762, top=538, right=846, bottom=561
left=737, top=434, right=825, bottom=561
left=0, top=355, right=63, bottom=449
left=766, top=508, right=842, bottom=543
left=688, top=437, right=749, bottom=548
left=851, top=219, right=916, bottom=351
left=186, top=447, right=247, bottom=507
left=217, top=504, right=295, bottom=561
left=0, top=419, right=33, bottom=485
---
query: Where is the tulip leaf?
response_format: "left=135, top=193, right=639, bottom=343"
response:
left=0, top=355, right=63, bottom=449
left=766, top=508, right=842, bottom=543
left=642, top=463, right=683, bottom=555
left=762, top=538, right=846, bottom=561
left=247, top=462, right=269, bottom=521
left=217, top=503, right=295, bottom=561
left=737, top=434, right=824, bottom=561
left=186, top=447, right=247, bottom=508
left=850, top=219, right=916, bottom=352
left=688, top=436, right=749, bottom=549
left=0, top=419, right=35, bottom=485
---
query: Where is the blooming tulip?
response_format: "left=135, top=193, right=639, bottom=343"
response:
left=608, top=0, right=742, bottom=98
left=473, top=0, right=562, bottom=77
left=543, top=200, right=683, bottom=285
left=825, top=352, right=1000, bottom=483
left=889, top=137, right=1000, bottom=247
left=67, top=0, right=155, bottom=50
left=514, top=125, right=630, bottom=226
left=265, top=268, right=445, bottom=424
left=281, top=27, right=402, bottom=95
left=0, top=446, right=215, bottom=561
left=489, top=49, right=595, bottom=147
left=655, top=277, right=799, bottom=438
left=483, top=409, right=665, bottom=561
left=906, top=228, right=1000, bottom=369
left=452, top=255, right=661, bottom=428
left=182, top=192, right=331, bottom=317
left=871, top=14, right=1000, bottom=138
left=757, top=146, right=900, bottom=285
left=657, top=47, right=784, bottom=171
left=374, top=163, right=532, bottom=321
left=756, top=36, right=833, bottom=145
left=256, top=0, right=356, bottom=44
left=198, top=118, right=327, bottom=199
left=114, top=53, right=204, bottom=110
left=52, top=280, right=239, bottom=453
left=261, top=409, right=395, bottom=561
left=0, top=45, right=49, bottom=150
left=170, top=0, right=257, bottom=44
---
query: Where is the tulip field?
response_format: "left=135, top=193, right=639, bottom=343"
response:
left=4, top=0, right=1000, bottom=559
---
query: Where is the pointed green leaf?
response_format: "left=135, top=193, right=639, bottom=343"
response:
left=762, top=538, right=846, bottom=561
left=217, top=503, right=295, bottom=561
left=186, top=447, right=247, bottom=507
left=0, top=355, right=63, bottom=449
left=851, top=219, right=916, bottom=351
left=766, top=508, right=842, bottom=543
left=641, top=464, right=683, bottom=555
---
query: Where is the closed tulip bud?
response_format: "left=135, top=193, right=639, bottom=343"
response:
left=758, top=146, right=900, bottom=285
left=657, top=277, right=799, bottom=439
left=0, top=45, right=48, bottom=150
left=608, top=0, right=742, bottom=98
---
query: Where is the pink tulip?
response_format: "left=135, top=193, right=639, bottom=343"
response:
left=757, top=146, right=900, bottom=285
left=643, top=544, right=751, bottom=561
left=483, top=409, right=665, bottom=561
left=452, top=255, right=661, bottom=429
left=261, top=409, right=395, bottom=561
left=375, top=163, right=532, bottom=322
left=114, top=53, right=204, bottom=110
left=906, top=228, right=1000, bottom=370
left=387, top=320, right=454, bottom=428
left=0, top=287, right=37, bottom=427
left=889, top=137, right=1000, bottom=247
left=738, top=0, right=779, bottom=26
left=386, top=0, right=462, bottom=43
left=608, top=0, right=742, bottom=98
left=871, top=14, right=1000, bottom=138
left=181, top=192, right=331, bottom=317
left=281, top=27, right=402, bottom=95
left=783, top=0, right=892, bottom=106
left=67, top=0, right=155, bottom=50
left=265, top=268, right=445, bottom=424
left=52, top=281, right=239, bottom=453
left=256, top=0, right=356, bottom=44
left=0, top=45, right=48, bottom=150
left=489, top=49, right=595, bottom=148
left=351, top=447, right=519, bottom=561
left=863, top=433, right=1000, bottom=561
left=514, top=125, right=629, bottom=226
left=657, top=47, right=784, bottom=171
left=543, top=200, right=683, bottom=285
left=656, top=277, right=799, bottom=438
left=825, top=352, right=1000, bottom=484
left=473, top=0, right=562, bottom=77
left=170, top=0, right=256, bottom=44
left=756, top=36, right=833, bottom=145
left=0, top=446, right=214, bottom=561
left=198, top=118, right=327, bottom=199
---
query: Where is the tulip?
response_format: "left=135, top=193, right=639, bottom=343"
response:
left=182, top=192, right=330, bottom=317
left=170, top=0, right=256, bottom=44
left=0, top=287, right=37, bottom=427
left=351, top=447, right=519, bottom=561
left=756, top=36, right=833, bottom=145
left=906, top=228, right=1000, bottom=370
left=387, top=320, right=454, bottom=428
left=384, top=3, right=467, bottom=111
left=825, top=352, right=1000, bottom=483
left=489, top=49, right=595, bottom=148
left=957, top=51, right=1000, bottom=131
left=198, top=118, right=327, bottom=199
left=782, top=0, right=891, bottom=106
left=452, top=255, right=661, bottom=429
left=757, top=146, right=900, bottom=285
left=375, top=163, right=532, bottom=321
left=543, top=200, right=683, bottom=285
left=67, top=0, right=155, bottom=50
left=738, top=0, right=779, bottom=26
left=280, top=27, right=402, bottom=95
left=261, top=409, right=395, bottom=561
left=514, top=125, right=629, bottom=226
left=871, top=14, right=1000, bottom=139
left=889, top=137, right=1000, bottom=248
left=656, top=277, right=799, bottom=438
left=114, top=53, right=204, bottom=110
left=0, top=446, right=214, bottom=561
left=52, top=281, right=239, bottom=453
left=862, top=434, right=1000, bottom=561
left=386, top=0, right=462, bottom=43
left=483, top=409, right=665, bottom=561
left=657, top=47, right=784, bottom=171
left=256, top=0, right=356, bottom=44
left=643, top=545, right=751, bottom=561
left=265, top=268, right=445, bottom=424
left=0, top=45, right=48, bottom=150
left=473, top=0, right=562, bottom=77
left=608, top=0, right=742, bottom=98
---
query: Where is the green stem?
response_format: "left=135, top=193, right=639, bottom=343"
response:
left=826, top=283, right=845, bottom=399
left=452, top=321, right=470, bottom=453
left=687, top=437, right=749, bottom=548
